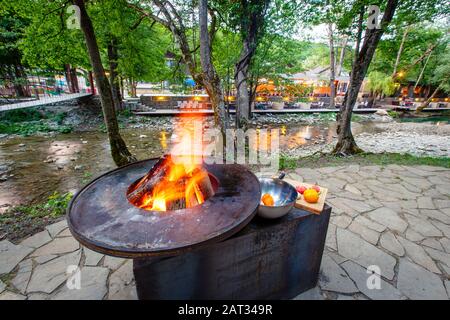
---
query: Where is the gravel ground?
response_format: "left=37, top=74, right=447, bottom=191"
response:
left=283, top=121, right=450, bottom=158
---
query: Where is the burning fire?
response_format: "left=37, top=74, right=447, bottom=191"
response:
left=127, top=115, right=215, bottom=211
left=137, top=158, right=212, bottom=211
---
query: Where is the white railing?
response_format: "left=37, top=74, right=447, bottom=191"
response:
left=0, top=93, right=92, bottom=112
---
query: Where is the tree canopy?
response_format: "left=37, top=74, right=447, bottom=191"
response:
left=0, top=0, right=448, bottom=95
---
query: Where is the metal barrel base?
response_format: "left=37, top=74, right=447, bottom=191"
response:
left=133, top=205, right=331, bottom=300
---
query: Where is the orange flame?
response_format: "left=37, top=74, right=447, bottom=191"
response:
left=131, top=114, right=212, bottom=211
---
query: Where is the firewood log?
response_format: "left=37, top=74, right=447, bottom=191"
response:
left=165, top=179, right=187, bottom=210
left=186, top=182, right=200, bottom=208
left=190, top=167, right=215, bottom=203
left=127, top=155, right=173, bottom=204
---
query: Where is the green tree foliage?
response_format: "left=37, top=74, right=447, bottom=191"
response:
left=251, top=36, right=307, bottom=81
left=89, top=0, right=172, bottom=83
left=7, top=0, right=170, bottom=84
left=212, top=30, right=241, bottom=88
left=9, top=0, right=89, bottom=70
left=366, top=71, right=396, bottom=96
left=429, top=47, right=450, bottom=93
left=0, top=7, right=30, bottom=95
left=371, top=25, right=446, bottom=85
left=0, top=10, right=27, bottom=68
left=2, top=0, right=449, bottom=97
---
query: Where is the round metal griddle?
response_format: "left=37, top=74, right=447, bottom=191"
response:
left=67, top=158, right=261, bottom=258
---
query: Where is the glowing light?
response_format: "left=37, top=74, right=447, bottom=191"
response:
left=282, top=97, right=290, bottom=102
left=156, top=96, right=167, bottom=101
left=397, top=71, right=404, bottom=77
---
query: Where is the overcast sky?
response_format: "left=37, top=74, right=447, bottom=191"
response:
left=294, top=24, right=330, bottom=43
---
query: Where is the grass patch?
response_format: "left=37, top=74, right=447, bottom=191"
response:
left=279, top=155, right=299, bottom=170
left=49, top=111, right=68, bottom=125
left=118, top=109, right=132, bottom=118
left=81, top=171, right=93, bottom=184
left=387, top=110, right=399, bottom=118
left=0, top=109, right=43, bottom=122
left=98, top=122, right=125, bottom=133
left=0, top=192, right=73, bottom=241
left=0, top=122, right=72, bottom=135
left=0, top=108, right=71, bottom=135
left=351, top=114, right=363, bottom=122
left=279, top=152, right=450, bottom=170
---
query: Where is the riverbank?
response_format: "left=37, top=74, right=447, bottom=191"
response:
left=0, top=102, right=387, bottom=138
left=280, top=121, right=450, bottom=158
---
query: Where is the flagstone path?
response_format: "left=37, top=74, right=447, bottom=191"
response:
left=1, top=164, right=449, bottom=300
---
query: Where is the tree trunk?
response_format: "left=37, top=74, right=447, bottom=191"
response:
left=415, top=84, right=441, bottom=113
left=392, top=27, right=409, bottom=78
left=328, top=23, right=336, bottom=109
left=70, top=67, right=79, bottom=93
left=120, top=77, right=125, bottom=99
left=151, top=0, right=203, bottom=86
left=234, top=27, right=261, bottom=127
left=107, top=38, right=122, bottom=111
left=234, top=23, right=257, bottom=128
left=235, top=45, right=251, bottom=127
left=337, top=36, right=347, bottom=76
left=413, top=50, right=432, bottom=92
left=352, top=7, right=364, bottom=71
left=199, top=0, right=228, bottom=134
left=248, top=74, right=259, bottom=118
left=65, top=64, right=74, bottom=93
left=74, top=0, right=135, bottom=167
left=334, top=0, right=398, bottom=155
left=129, top=78, right=137, bottom=98
left=13, top=64, right=28, bottom=97
left=234, top=0, right=269, bottom=128
left=423, top=85, right=430, bottom=98
left=88, top=70, right=95, bottom=94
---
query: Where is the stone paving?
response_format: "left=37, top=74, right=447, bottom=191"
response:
left=1, top=164, right=449, bottom=300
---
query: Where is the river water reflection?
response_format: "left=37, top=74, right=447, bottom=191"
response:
left=0, top=121, right=378, bottom=207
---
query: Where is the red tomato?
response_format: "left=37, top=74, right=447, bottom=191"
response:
left=296, top=186, right=307, bottom=194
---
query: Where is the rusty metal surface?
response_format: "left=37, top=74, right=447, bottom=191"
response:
left=133, top=205, right=332, bottom=300
left=67, top=158, right=261, bottom=258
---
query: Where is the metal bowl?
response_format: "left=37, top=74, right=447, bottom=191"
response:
left=257, top=177, right=298, bottom=219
